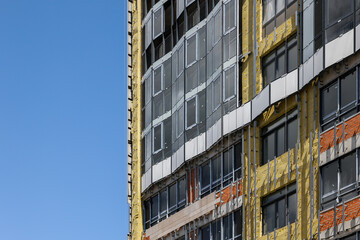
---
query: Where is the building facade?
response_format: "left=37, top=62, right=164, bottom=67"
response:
left=127, top=0, right=360, bottom=239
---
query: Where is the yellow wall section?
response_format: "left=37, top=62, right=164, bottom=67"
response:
left=130, top=0, right=143, bottom=239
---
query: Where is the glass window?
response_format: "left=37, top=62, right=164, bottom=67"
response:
left=153, top=124, right=162, bottom=153
left=186, top=97, right=197, bottom=129
left=177, top=44, right=185, bottom=77
left=262, top=111, right=298, bottom=165
left=151, top=195, right=159, bottom=219
left=186, top=34, right=197, bottom=67
left=198, top=26, right=207, bottom=59
left=223, top=214, right=233, bottom=240
left=234, top=210, right=242, bottom=239
left=223, top=148, right=233, bottom=185
left=160, top=189, right=167, bottom=214
left=340, top=151, right=356, bottom=189
left=224, top=65, right=236, bottom=101
left=322, top=160, right=338, bottom=195
left=325, top=0, right=353, bottom=26
left=213, top=76, right=221, bottom=110
left=340, top=70, right=357, bottom=109
left=224, top=0, right=236, bottom=33
left=321, top=82, right=338, bottom=119
left=262, top=184, right=296, bottom=234
left=153, top=66, right=162, bottom=96
left=234, top=143, right=242, bottom=179
left=168, top=183, right=177, bottom=211
left=201, top=225, right=210, bottom=240
left=263, top=0, right=276, bottom=23
left=178, top=177, right=186, bottom=205
left=201, top=162, right=211, bottom=189
left=186, top=62, right=198, bottom=93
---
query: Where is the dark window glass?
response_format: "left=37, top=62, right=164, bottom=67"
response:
left=340, top=70, right=356, bottom=110
left=234, top=143, right=242, bottom=179
left=186, top=97, right=197, bottom=128
left=264, top=202, right=276, bottom=233
left=276, top=126, right=285, bottom=157
left=201, top=225, right=210, bottom=240
left=262, top=184, right=296, bottom=234
left=321, top=82, right=338, bottom=119
left=223, top=214, right=233, bottom=240
left=287, top=43, right=297, bottom=71
left=276, top=52, right=286, bottom=78
left=322, top=160, right=338, bottom=195
left=288, top=193, right=297, bottom=223
left=223, top=149, right=233, bottom=185
left=153, top=124, right=162, bottom=153
left=263, top=131, right=276, bottom=163
left=287, top=118, right=298, bottom=150
left=340, top=151, right=356, bottom=189
left=212, top=156, right=221, bottom=184
left=325, top=0, right=353, bottom=26
left=234, top=210, right=242, bottom=239
left=168, top=184, right=177, bottom=210
left=201, top=162, right=211, bottom=188
left=160, top=189, right=167, bottom=213
left=211, top=219, right=221, bottom=240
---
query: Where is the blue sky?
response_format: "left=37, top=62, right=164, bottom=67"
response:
left=0, top=1, right=128, bottom=239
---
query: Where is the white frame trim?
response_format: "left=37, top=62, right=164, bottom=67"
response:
left=153, top=5, right=164, bottom=40
left=153, top=64, right=163, bottom=96
left=153, top=122, right=163, bottom=154
left=185, top=95, right=198, bottom=130
left=223, top=64, right=237, bottom=102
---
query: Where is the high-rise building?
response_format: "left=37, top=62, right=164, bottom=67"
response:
left=127, top=0, right=360, bottom=239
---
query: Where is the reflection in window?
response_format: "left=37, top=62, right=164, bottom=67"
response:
left=262, top=183, right=296, bottom=234
left=320, top=68, right=358, bottom=131
left=262, top=110, right=298, bottom=165
left=321, top=150, right=358, bottom=210
left=262, top=36, right=297, bottom=86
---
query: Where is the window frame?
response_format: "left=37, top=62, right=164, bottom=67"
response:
left=153, top=64, right=163, bottom=97
left=185, top=95, right=198, bottom=130
left=186, top=32, right=198, bottom=68
left=153, top=122, right=163, bottom=154
left=223, top=0, right=237, bottom=35
left=223, top=64, right=237, bottom=102
left=262, top=183, right=297, bottom=234
left=261, top=110, right=298, bottom=165
left=153, top=5, right=164, bottom=40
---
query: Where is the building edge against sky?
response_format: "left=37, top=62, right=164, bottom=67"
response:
left=128, top=0, right=360, bottom=239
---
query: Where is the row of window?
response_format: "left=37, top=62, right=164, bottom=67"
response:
left=262, top=0, right=297, bottom=37
left=200, top=143, right=242, bottom=197
left=320, top=67, right=359, bottom=131
left=262, top=109, right=298, bottom=165
left=143, top=177, right=186, bottom=229
left=200, top=209, right=242, bottom=240
left=262, top=183, right=297, bottom=234
left=262, top=35, right=298, bottom=86
left=142, top=0, right=239, bottom=75
left=321, top=150, right=359, bottom=210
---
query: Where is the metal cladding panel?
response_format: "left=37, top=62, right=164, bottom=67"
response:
left=298, top=64, right=304, bottom=89
left=185, top=136, right=198, bottom=160
left=236, top=105, right=243, bottom=128
left=223, top=108, right=237, bottom=135
left=213, top=119, right=222, bottom=145
left=251, top=85, right=269, bottom=120
left=171, top=151, right=177, bottom=172
left=356, top=24, right=360, bottom=51
left=152, top=161, right=163, bottom=182
left=314, top=47, right=324, bottom=76
left=242, top=101, right=251, bottom=126
left=162, top=157, right=171, bottom=177
left=285, top=69, right=298, bottom=97
left=325, top=29, right=354, bottom=68
left=206, top=126, right=213, bottom=149
left=141, top=174, right=146, bottom=192
left=198, top=133, right=206, bottom=154
left=303, top=55, right=314, bottom=86
left=176, top=145, right=185, bottom=169
left=270, top=76, right=286, bottom=104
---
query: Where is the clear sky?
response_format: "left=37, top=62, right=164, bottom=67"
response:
left=0, top=1, right=128, bottom=239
